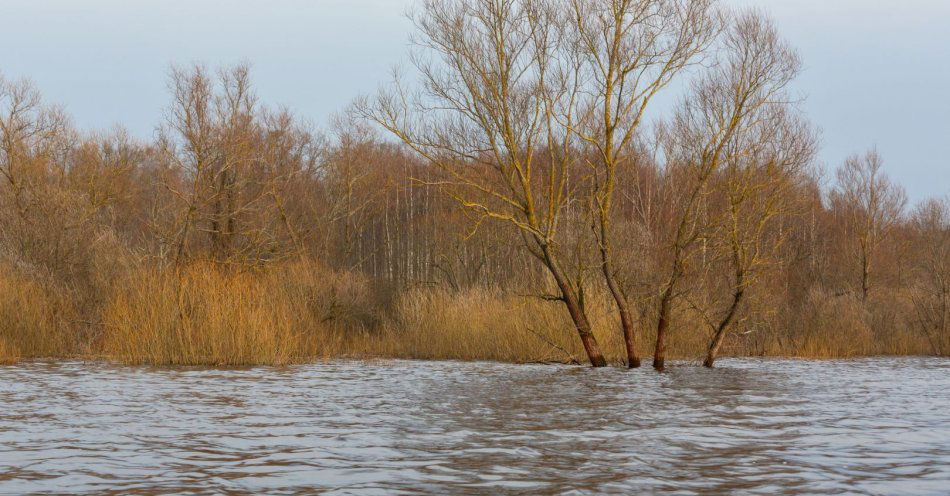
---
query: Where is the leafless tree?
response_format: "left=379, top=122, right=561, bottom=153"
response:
left=831, top=148, right=907, bottom=301
left=702, top=107, right=816, bottom=367
left=567, top=0, right=722, bottom=368
left=652, top=9, right=803, bottom=370
left=359, top=0, right=612, bottom=366
left=159, top=64, right=316, bottom=265
left=909, top=197, right=950, bottom=354
left=0, top=74, right=70, bottom=227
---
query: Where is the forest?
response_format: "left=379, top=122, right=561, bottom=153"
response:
left=1, top=0, right=947, bottom=369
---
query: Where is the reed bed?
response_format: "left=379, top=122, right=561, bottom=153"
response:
left=0, top=339, right=18, bottom=364
left=102, top=261, right=379, bottom=366
left=0, top=260, right=942, bottom=366
left=372, top=286, right=627, bottom=364
left=103, top=265, right=299, bottom=366
left=0, top=268, right=76, bottom=359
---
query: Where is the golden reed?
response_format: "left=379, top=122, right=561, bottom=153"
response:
left=1, top=260, right=941, bottom=366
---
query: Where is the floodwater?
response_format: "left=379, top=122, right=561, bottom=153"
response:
left=1, top=358, right=948, bottom=495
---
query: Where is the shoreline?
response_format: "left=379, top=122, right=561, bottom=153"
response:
left=3, top=353, right=945, bottom=369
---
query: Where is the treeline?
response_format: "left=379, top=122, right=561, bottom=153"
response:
left=1, top=0, right=947, bottom=367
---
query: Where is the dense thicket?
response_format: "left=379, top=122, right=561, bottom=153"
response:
left=0, top=0, right=947, bottom=367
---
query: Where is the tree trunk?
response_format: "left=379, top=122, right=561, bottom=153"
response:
left=860, top=244, right=871, bottom=302
left=543, top=244, right=608, bottom=368
left=654, top=284, right=674, bottom=371
left=601, top=256, right=640, bottom=368
left=597, top=125, right=639, bottom=368
left=704, top=289, right=744, bottom=368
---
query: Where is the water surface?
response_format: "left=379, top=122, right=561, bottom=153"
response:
left=1, top=358, right=948, bottom=494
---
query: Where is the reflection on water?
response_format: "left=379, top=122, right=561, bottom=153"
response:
left=1, top=358, right=948, bottom=495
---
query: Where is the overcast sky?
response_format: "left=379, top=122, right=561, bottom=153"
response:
left=1, top=0, right=947, bottom=201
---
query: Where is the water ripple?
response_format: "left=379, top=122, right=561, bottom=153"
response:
left=1, top=358, right=948, bottom=495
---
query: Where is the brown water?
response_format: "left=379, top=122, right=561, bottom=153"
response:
left=1, top=358, right=948, bottom=495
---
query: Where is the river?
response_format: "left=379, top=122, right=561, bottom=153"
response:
left=1, top=358, right=948, bottom=494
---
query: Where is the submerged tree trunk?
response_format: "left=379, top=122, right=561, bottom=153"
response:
left=704, top=288, right=745, bottom=368
left=601, top=252, right=640, bottom=368
left=543, top=244, right=608, bottom=368
left=654, top=283, right=674, bottom=371
left=654, top=254, right=686, bottom=372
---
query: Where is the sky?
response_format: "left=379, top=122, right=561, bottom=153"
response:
left=1, top=0, right=948, bottom=201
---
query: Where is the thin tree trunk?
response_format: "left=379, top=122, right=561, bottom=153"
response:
left=654, top=283, right=674, bottom=371
left=861, top=251, right=871, bottom=302
left=601, top=250, right=640, bottom=368
left=543, top=244, right=608, bottom=367
left=704, top=289, right=744, bottom=368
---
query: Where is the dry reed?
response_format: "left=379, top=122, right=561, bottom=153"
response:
left=0, top=338, right=18, bottom=364
left=0, top=267, right=75, bottom=359
left=371, top=286, right=626, bottom=364
left=0, top=259, right=940, bottom=367
left=102, top=261, right=373, bottom=366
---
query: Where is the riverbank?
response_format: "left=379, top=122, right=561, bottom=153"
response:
left=1, top=261, right=944, bottom=367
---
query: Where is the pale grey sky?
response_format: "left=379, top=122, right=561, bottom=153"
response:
left=1, top=0, right=947, bottom=201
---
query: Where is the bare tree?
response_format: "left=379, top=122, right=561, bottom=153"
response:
left=359, top=0, right=611, bottom=366
left=160, top=64, right=216, bottom=262
left=0, top=75, right=70, bottom=226
left=567, top=0, right=722, bottom=368
left=208, top=65, right=256, bottom=261
left=909, top=197, right=950, bottom=354
left=256, top=108, right=323, bottom=259
left=160, top=64, right=313, bottom=264
left=832, top=148, right=907, bottom=301
left=702, top=108, right=816, bottom=367
left=652, top=9, right=803, bottom=370
left=0, top=74, right=83, bottom=277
